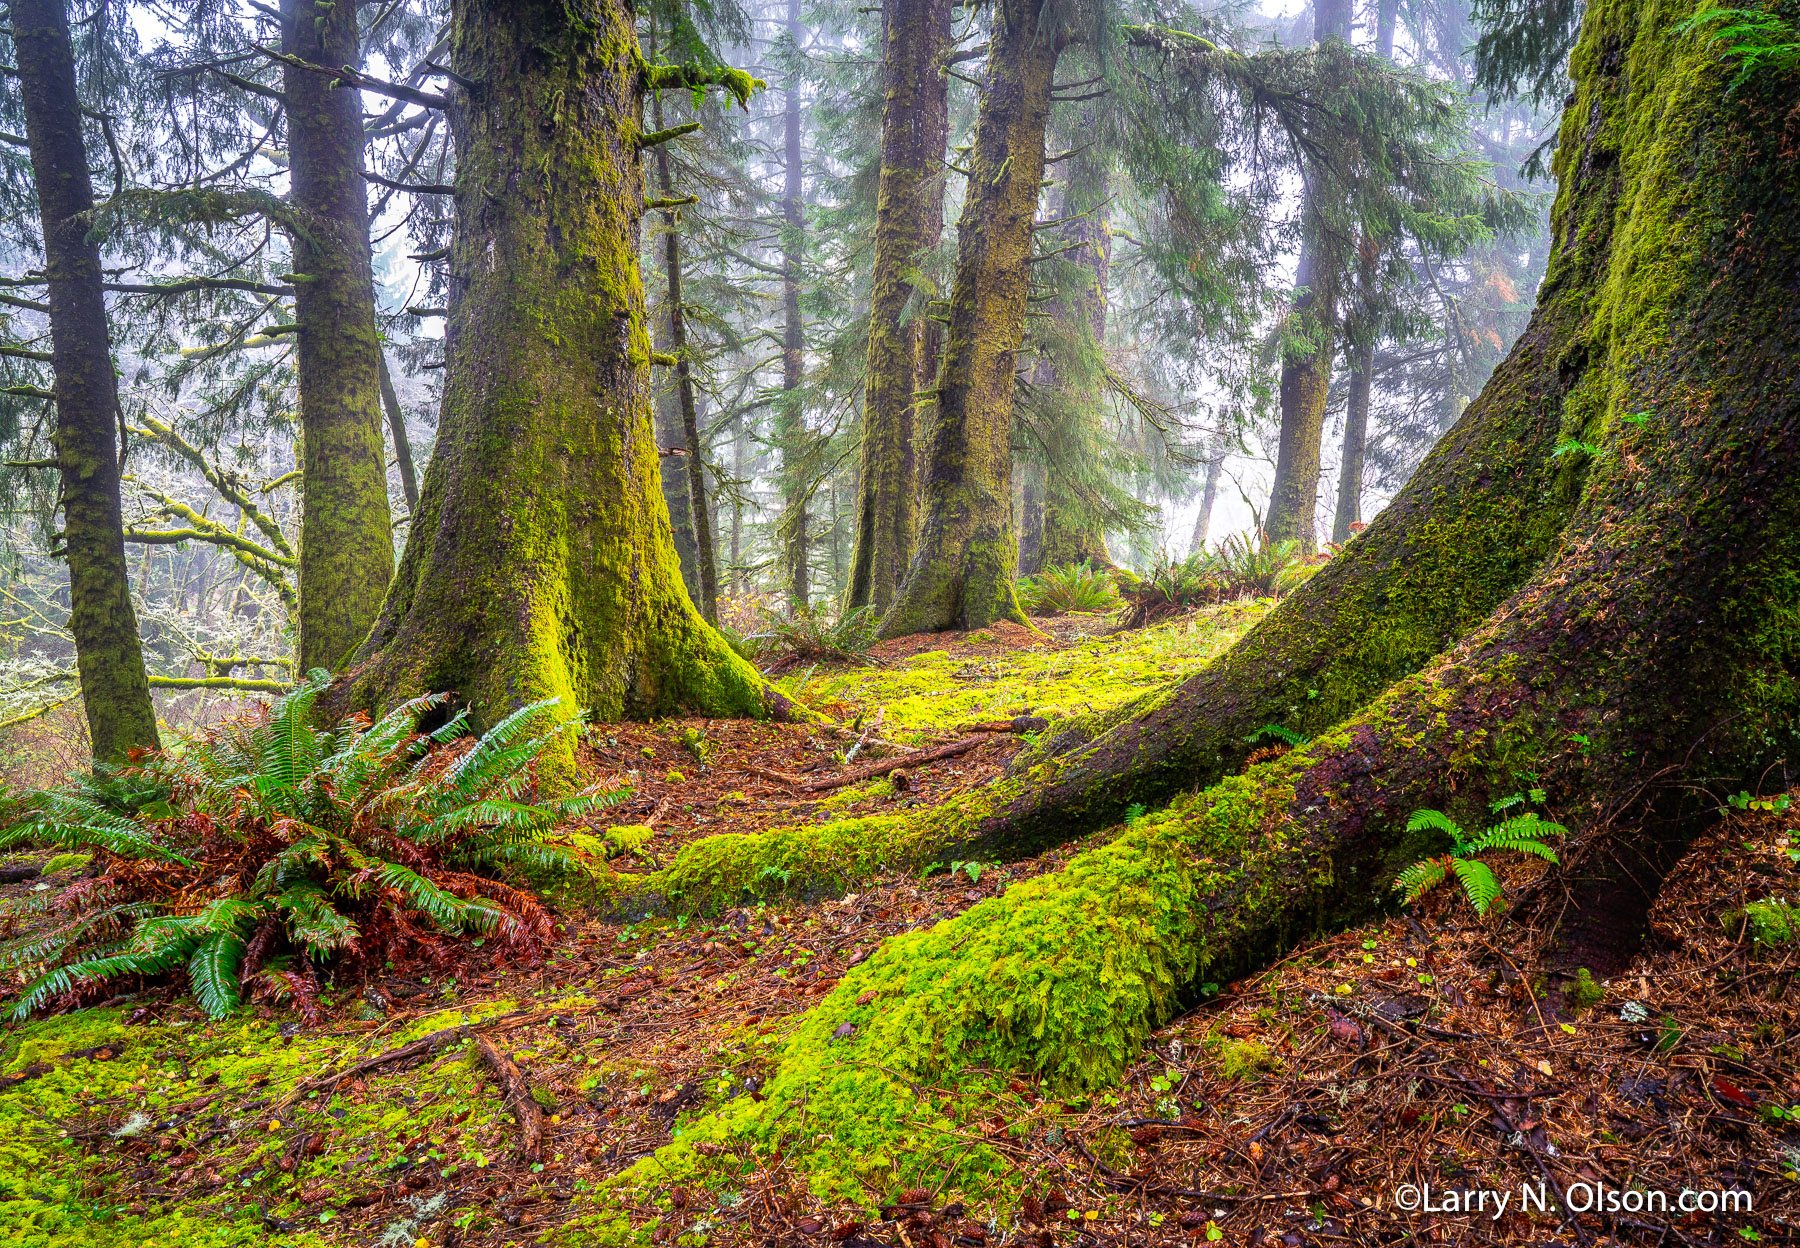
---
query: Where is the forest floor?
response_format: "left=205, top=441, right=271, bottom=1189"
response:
left=1, top=600, right=1797, bottom=1248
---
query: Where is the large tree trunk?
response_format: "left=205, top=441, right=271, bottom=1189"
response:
left=343, top=0, right=773, bottom=772
left=1262, top=0, right=1353, bottom=553
left=631, top=0, right=1800, bottom=1194
left=778, top=0, right=810, bottom=611
left=14, top=0, right=159, bottom=762
left=845, top=0, right=952, bottom=614
left=877, top=0, right=1060, bottom=637
left=280, top=0, right=396, bottom=673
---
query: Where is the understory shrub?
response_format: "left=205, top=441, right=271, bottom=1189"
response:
left=0, top=672, right=623, bottom=1022
left=1124, top=534, right=1331, bottom=627
left=1017, top=562, right=1122, bottom=616
left=750, top=603, right=883, bottom=667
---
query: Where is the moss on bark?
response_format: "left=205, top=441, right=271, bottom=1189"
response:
left=877, top=0, right=1060, bottom=637
left=14, top=0, right=160, bottom=763
left=280, top=0, right=396, bottom=673
left=343, top=0, right=773, bottom=775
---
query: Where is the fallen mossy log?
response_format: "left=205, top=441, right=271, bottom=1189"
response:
left=603, top=0, right=1799, bottom=1211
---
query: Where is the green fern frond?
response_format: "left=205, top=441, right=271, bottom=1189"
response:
left=272, top=884, right=358, bottom=952
left=1468, top=831, right=1561, bottom=862
left=1450, top=857, right=1505, bottom=915
left=188, top=931, right=246, bottom=1018
left=1394, top=857, right=1450, bottom=905
left=1404, top=808, right=1463, bottom=839
left=0, top=790, right=194, bottom=866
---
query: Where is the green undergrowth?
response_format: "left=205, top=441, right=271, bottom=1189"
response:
left=573, top=743, right=1395, bottom=1237
left=776, top=602, right=1266, bottom=734
left=0, top=994, right=592, bottom=1247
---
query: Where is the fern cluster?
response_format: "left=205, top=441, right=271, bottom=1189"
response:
left=1393, top=807, right=1564, bottom=916
left=0, top=672, right=624, bottom=1022
left=742, top=603, right=884, bottom=666
left=1016, top=563, right=1122, bottom=616
left=1126, top=534, right=1330, bottom=627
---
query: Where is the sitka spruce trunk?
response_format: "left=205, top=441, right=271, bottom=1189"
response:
left=281, top=0, right=396, bottom=672
left=878, top=0, right=1060, bottom=637
left=615, top=0, right=1800, bottom=1203
left=845, top=0, right=953, bottom=614
left=14, top=0, right=159, bottom=762
left=345, top=0, right=773, bottom=774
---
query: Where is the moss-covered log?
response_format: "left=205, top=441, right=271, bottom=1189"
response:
left=280, top=0, right=396, bottom=672
left=342, top=0, right=773, bottom=772
left=617, top=0, right=1800, bottom=1201
left=877, top=0, right=1062, bottom=637
left=14, top=0, right=159, bottom=762
left=845, top=0, right=953, bottom=613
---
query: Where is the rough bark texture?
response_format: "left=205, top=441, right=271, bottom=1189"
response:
left=845, top=0, right=953, bottom=613
left=14, top=0, right=159, bottom=762
left=344, top=0, right=772, bottom=774
left=1263, top=0, right=1353, bottom=553
left=1332, top=339, right=1371, bottom=542
left=778, top=0, right=810, bottom=610
left=281, top=0, right=396, bottom=672
left=623, top=0, right=1800, bottom=1201
left=877, top=0, right=1058, bottom=637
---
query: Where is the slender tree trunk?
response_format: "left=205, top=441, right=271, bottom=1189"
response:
left=14, top=0, right=159, bottom=761
left=846, top=0, right=953, bottom=613
left=778, top=0, right=810, bottom=611
left=280, top=0, right=395, bottom=672
left=1017, top=462, right=1045, bottom=575
left=729, top=412, right=745, bottom=594
left=345, top=0, right=775, bottom=774
left=878, top=0, right=1060, bottom=637
left=1036, top=147, right=1117, bottom=572
left=634, top=0, right=1800, bottom=1186
left=1189, top=432, right=1223, bottom=555
left=1331, top=340, right=1371, bottom=542
left=653, top=366, right=702, bottom=600
left=378, top=354, right=420, bottom=514
left=1263, top=0, right=1353, bottom=553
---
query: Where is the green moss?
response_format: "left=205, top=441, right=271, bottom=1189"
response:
left=1568, top=967, right=1606, bottom=1011
left=1216, top=1038, right=1282, bottom=1080
left=40, top=853, right=90, bottom=876
left=605, top=825, right=655, bottom=858
left=1727, top=899, right=1800, bottom=945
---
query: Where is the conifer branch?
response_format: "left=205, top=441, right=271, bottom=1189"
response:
left=0, top=293, right=46, bottom=313
left=250, top=46, right=451, bottom=110
left=106, top=277, right=294, bottom=297
left=640, top=62, right=764, bottom=109
left=128, top=419, right=295, bottom=560
left=637, top=122, right=702, bottom=151
left=1, top=384, right=54, bottom=400
left=361, top=170, right=455, bottom=196
left=0, top=344, right=52, bottom=361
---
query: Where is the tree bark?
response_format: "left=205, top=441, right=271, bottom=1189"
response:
left=281, top=0, right=396, bottom=673
left=1331, top=339, right=1371, bottom=542
left=343, top=0, right=774, bottom=774
left=13, top=0, right=159, bottom=762
left=632, top=0, right=1800, bottom=1188
left=778, top=0, right=810, bottom=611
left=1189, top=431, right=1223, bottom=555
left=1262, top=0, right=1353, bottom=553
left=378, top=354, right=420, bottom=514
left=877, top=0, right=1060, bottom=637
left=1017, top=462, right=1044, bottom=575
left=845, top=0, right=953, bottom=614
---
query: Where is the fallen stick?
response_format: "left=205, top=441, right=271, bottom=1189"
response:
left=799, top=734, right=996, bottom=794
left=474, top=1034, right=544, bottom=1161
left=284, top=1008, right=546, bottom=1102
left=0, top=863, right=42, bottom=884
left=954, top=715, right=1049, bottom=735
left=741, top=763, right=805, bottom=786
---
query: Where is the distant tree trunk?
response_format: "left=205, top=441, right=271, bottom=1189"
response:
left=378, top=355, right=420, bottom=514
left=1018, top=462, right=1045, bottom=575
left=778, top=0, right=810, bottom=611
left=345, top=0, right=774, bottom=775
left=1332, top=341, right=1371, bottom=542
left=1036, top=147, right=1117, bottom=572
left=879, top=0, right=1061, bottom=637
left=649, top=88, right=716, bottom=619
left=1189, top=433, right=1223, bottom=555
left=729, top=411, right=745, bottom=594
left=14, top=0, right=159, bottom=762
left=1263, top=0, right=1353, bottom=553
left=846, top=0, right=953, bottom=613
left=280, top=0, right=395, bottom=672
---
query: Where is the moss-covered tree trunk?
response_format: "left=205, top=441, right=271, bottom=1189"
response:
left=845, top=0, right=953, bottom=613
left=280, top=0, right=396, bottom=672
left=1262, top=0, right=1353, bottom=553
left=14, top=0, right=159, bottom=762
left=631, top=0, right=1800, bottom=1191
left=344, top=0, right=773, bottom=767
left=877, top=0, right=1060, bottom=637
left=778, top=0, right=810, bottom=611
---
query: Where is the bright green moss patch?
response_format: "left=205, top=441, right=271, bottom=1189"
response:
left=40, top=853, right=90, bottom=877
left=1727, top=898, right=1800, bottom=945
left=777, top=604, right=1266, bottom=735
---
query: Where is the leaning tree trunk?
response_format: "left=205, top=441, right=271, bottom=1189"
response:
left=845, top=0, right=953, bottom=614
left=1189, top=429, right=1224, bottom=554
left=1263, top=0, right=1353, bottom=553
left=1331, top=337, right=1371, bottom=541
left=343, top=0, right=773, bottom=775
left=628, top=0, right=1800, bottom=1197
left=281, top=0, right=396, bottom=673
left=777, top=0, right=810, bottom=611
left=877, top=0, right=1061, bottom=637
left=14, top=0, right=159, bottom=762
